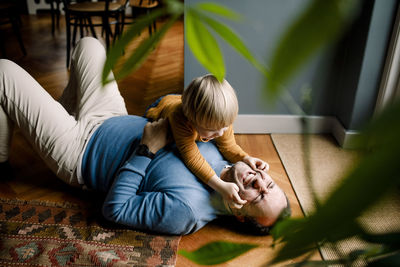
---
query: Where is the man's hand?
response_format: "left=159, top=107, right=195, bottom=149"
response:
left=141, top=118, right=171, bottom=154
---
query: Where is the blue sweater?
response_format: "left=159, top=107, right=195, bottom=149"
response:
left=81, top=115, right=229, bottom=235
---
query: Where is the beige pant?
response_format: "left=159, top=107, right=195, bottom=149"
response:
left=0, top=37, right=127, bottom=186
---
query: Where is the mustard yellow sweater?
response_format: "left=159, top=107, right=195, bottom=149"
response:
left=146, top=95, right=248, bottom=183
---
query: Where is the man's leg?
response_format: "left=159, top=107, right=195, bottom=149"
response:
left=58, top=37, right=128, bottom=184
left=65, top=37, right=127, bottom=120
left=0, top=107, right=13, bottom=163
left=0, top=103, right=14, bottom=179
left=0, top=59, right=80, bottom=184
left=0, top=38, right=127, bottom=184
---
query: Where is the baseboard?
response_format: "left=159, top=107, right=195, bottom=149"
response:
left=331, top=119, right=362, bottom=149
left=233, top=114, right=361, bottom=149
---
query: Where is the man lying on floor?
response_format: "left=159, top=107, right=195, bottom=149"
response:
left=0, top=37, right=290, bottom=235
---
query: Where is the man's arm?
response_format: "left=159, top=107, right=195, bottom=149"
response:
left=139, top=118, right=171, bottom=155
left=102, top=156, right=197, bottom=234
left=102, top=119, right=198, bottom=235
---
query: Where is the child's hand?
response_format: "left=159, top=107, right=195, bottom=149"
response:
left=243, top=156, right=269, bottom=171
left=218, top=180, right=247, bottom=209
left=207, top=175, right=247, bottom=208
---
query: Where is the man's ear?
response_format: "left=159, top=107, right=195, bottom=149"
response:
left=255, top=216, right=274, bottom=227
left=235, top=216, right=245, bottom=222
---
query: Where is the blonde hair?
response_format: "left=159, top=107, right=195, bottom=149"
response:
left=182, top=74, right=238, bottom=129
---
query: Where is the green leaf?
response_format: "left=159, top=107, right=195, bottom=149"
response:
left=368, top=251, right=400, bottom=267
left=267, top=0, right=359, bottom=97
left=195, top=2, right=242, bottom=20
left=115, top=14, right=180, bottom=82
left=178, top=241, right=258, bottom=265
left=362, top=232, right=400, bottom=248
left=198, top=12, right=269, bottom=77
left=165, top=0, right=184, bottom=15
left=186, top=9, right=225, bottom=81
left=270, top=217, right=307, bottom=242
left=102, top=8, right=168, bottom=85
left=358, top=101, right=400, bottom=150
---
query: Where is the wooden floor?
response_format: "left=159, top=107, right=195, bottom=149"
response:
left=0, top=14, right=317, bottom=266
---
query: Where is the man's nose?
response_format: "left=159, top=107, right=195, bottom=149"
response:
left=254, top=179, right=267, bottom=192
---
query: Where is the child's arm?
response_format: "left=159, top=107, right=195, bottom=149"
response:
left=174, top=129, right=246, bottom=207
left=207, top=174, right=247, bottom=208
left=215, top=126, right=248, bottom=162
left=176, top=134, right=246, bottom=207
left=216, top=126, right=269, bottom=171
left=170, top=113, right=246, bottom=207
left=170, top=111, right=223, bottom=183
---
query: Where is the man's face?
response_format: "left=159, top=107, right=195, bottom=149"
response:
left=221, top=161, right=287, bottom=226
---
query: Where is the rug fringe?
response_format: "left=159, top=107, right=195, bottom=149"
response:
left=0, top=197, right=82, bottom=209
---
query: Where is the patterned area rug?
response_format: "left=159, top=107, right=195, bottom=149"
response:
left=0, top=198, right=180, bottom=266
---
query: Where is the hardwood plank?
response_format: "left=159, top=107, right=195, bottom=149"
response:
left=235, top=134, right=303, bottom=218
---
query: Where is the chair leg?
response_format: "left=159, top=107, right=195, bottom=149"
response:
left=0, top=32, right=6, bottom=58
left=50, top=0, right=55, bottom=35
left=72, top=18, right=78, bottom=46
left=146, top=10, right=153, bottom=35
left=87, top=17, right=97, bottom=38
left=10, top=15, right=26, bottom=56
left=79, top=18, right=84, bottom=38
left=113, top=14, right=121, bottom=44
left=120, top=12, right=126, bottom=36
left=153, top=18, right=156, bottom=33
left=56, top=1, right=60, bottom=29
left=102, top=16, right=110, bottom=49
left=112, top=23, right=118, bottom=44
left=65, top=13, right=71, bottom=67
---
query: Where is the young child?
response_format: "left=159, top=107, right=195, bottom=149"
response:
left=146, top=74, right=268, bottom=208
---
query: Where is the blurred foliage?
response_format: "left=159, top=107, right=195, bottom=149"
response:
left=178, top=241, right=258, bottom=265
left=102, top=0, right=400, bottom=265
left=102, top=0, right=267, bottom=85
left=270, top=99, right=400, bottom=266
left=266, top=0, right=400, bottom=266
left=266, top=0, right=359, bottom=97
left=102, top=0, right=183, bottom=84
